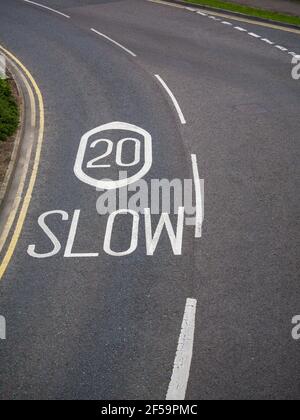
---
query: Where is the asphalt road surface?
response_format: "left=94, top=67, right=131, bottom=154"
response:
left=0, top=0, right=299, bottom=400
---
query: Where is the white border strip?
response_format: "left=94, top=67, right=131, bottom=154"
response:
left=91, top=28, right=137, bottom=57
left=234, top=26, right=247, bottom=32
left=166, top=298, right=197, bottom=400
left=155, top=74, right=186, bottom=125
left=261, top=38, right=274, bottom=45
left=191, top=154, right=204, bottom=238
left=248, top=32, right=261, bottom=38
left=23, top=0, right=70, bottom=19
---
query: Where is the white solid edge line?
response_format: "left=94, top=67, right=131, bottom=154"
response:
left=155, top=75, right=186, bottom=125
left=23, top=0, right=70, bottom=18
left=91, top=28, right=137, bottom=57
left=191, top=154, right=204, bottom=238
left=166, top=298, right=197, bottom=401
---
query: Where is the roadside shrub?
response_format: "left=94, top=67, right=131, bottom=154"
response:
left=0, top=78, right=19, bottom=141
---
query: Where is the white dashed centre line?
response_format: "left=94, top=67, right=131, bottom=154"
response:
left=234, top=26, right=247, bottom=32
left=275, top=45, right=288, bottom=51
left=166, top=298, right=197, bottom=400
left=23, top=0, right=70, bottom=19
left=261, top=38, right=275, bottom=44
left=90, top=28, right=137, bottom=57
left=155, top=74, right=186, bottom=125
left=191, top=154, right=204, bottom=239
left=248, top=32, right=261, bottom=38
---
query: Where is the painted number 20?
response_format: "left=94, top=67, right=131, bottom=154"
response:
left=87, top=138, right=141, bottom=168
left=74, top=122, right=152, bottom=190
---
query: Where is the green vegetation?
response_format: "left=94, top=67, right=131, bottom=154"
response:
left=0, top=78, right=19, bottom=142
left=183, top=0, right=300, bottom=26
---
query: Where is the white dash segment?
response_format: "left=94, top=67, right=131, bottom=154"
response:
left=275, top=45, right=288, bottom=51
left=248, top=32, right=261, bottom=38
left=197, top=11, right=207, bottom=16
left=155, top=75, right=186, bottom=125
left=234, top=26, right=247, bottom=32
left=91, top=28, right=137, bottom=57
left=191, top=154, right=204, bottom=238
left=261, top=38, right=274, bottom=45
left=289, top=52, right=300, bottom=57
left=221, top=21, right=232, bottom=25
left=23, top=0, right=70, bottom=18
left=166, top=298, right=197, bottom=401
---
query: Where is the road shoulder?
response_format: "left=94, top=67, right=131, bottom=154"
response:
left=0, top=46, right=44, bottom=278
left=161, top=0, right=300, bottom=28
left=0, top=67, right=24, bottom=208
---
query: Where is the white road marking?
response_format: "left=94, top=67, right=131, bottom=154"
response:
left=27, top=211, right=69, bottom=259
left=104, top=210, right=139, bottom=257
left=74, top=122, right=152, bottom=190
left=144, top=207, right=184, bottom=256
left=149, top=0, right=300, bottom=60
left=166, top=298, right=197, bottom=401
left=23, top=0, right=70, bottom=18
left=191, top=154, right=204, bottom=238
left=0, top=315, right=6, bottom=340
left=64, top=210, right=99, bottom=258
left=148, top=0, right=300, bottom=35
left=234, top=26, right=247, bottom=32
left=116, top=138, right=141, bottom=167
left=248, top=32, right=261, bottom=38
left=275, top=45, right=288, bottom=51
left=90, top=28, right=137, bottom=57
left=261, top=38, right=274, bottom=45
left=28, top=208, right=188, bottom=258
left=155, top=75, right=186, bottom=125
left=192, top=3, right=299, bottom=58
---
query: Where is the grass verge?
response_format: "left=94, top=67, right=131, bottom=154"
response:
left=182, top=0, right=300, bottom=27
left=0, top=78, right=19, bottom=142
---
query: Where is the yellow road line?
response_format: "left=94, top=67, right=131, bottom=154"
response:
left=0, top=45, right=44, bottom=280
left=0, top=140, right=34, bottom=256
left=0, top=59, right=36, bottom=255
left=21, top=72, right=36, bottom=128
left=148, top=0, right=300, bottom=35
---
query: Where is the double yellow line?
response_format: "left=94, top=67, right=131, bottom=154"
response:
left=0, top=45, right=45, bottom=280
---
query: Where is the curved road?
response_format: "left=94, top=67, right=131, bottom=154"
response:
left=0, top=0, right=299, bottom=400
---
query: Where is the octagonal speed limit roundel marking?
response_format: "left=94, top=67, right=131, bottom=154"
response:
left=74, top=122, right=153, bottom=190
